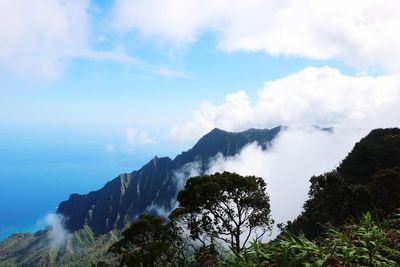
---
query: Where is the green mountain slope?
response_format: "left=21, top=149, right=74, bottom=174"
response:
left=0, top=226, right=120, bottom=267
left=0, top=127, right=281, bottom=266
left=57, top=127, right=282, bottom=235
left=289, top=128, right=400, bottom=238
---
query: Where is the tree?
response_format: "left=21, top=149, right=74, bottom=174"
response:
left=169, top=171, right=273, bottom=254
left=108, top=214, right=187, bottom=267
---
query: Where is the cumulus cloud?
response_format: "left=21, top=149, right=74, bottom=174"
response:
left=113, top=0, right=400, bottom=72
left=171, top=91, right=254, bottom=141
left=170, top=66, right=400, bottom=141
left=126, top=127, right=156, bottom=145
left=45, top=213, right=71, bottom=248
left=207, top=127, right=366, bottom=227
left=0, top=0, right=90, bottom=78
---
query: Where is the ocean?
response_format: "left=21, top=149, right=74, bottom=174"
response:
left=0, top=127, right=186, bottom=240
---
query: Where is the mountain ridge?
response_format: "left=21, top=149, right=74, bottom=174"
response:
left=57, top=126, right=283, bottom=235
left=2, top=127, right=399, bottom=267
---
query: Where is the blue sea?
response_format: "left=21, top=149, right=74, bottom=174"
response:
left=0, top=127, right=188, bottom=240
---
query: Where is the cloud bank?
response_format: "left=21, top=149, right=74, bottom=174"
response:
left=113, top=0, right=400, bottom=72
left=4, top=1, right=399, bottom=78
left=207, top=127, right=366, bottom=226
left=167, top=65, right=399, bottom=230
left=171, top=66, right=399, bottom=142
left=166, top=127, right=365, bottom=236
left=0, top=0, right=90, bottom=78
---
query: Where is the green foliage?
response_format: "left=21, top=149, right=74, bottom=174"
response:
left=221, top=212, right=400, bottom=267
left=289, top=128, right=400, bottom=238
left=194, top=244, right=221, bottom=266
left=325, top=212, right=400, bottom=266
left=219, top=233, right=327, bottom=267
left=338, top=128, right=400, bottom=184
left=170, top=172, right=273, bottom=254
left=108, top=214, right=188, bottom=267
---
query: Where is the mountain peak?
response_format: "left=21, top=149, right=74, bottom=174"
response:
left=56, top=127, right=283, bottom=235
left=203, top=127, right=228, bottom=137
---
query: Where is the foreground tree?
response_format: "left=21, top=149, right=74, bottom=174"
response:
left=170, top=171, right=273, bottom=254
left=108, top=214, right=187, bottom=267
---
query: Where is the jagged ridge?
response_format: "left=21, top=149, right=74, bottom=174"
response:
left=57, top=127, right=282, bottom=235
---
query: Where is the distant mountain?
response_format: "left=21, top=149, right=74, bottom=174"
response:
left=57, top=127, right=283, bottom=235
left=0, top=127, right=282, bottom=266
left=2, top=127, right=399, bottom=266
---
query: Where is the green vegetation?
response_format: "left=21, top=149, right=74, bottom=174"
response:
left=1, top=127, right=400, bottom=266
left=102, top=128, right=400, bottom=266
left=0, top=226, right=120, bottom=267
left=288, top=128, right=400, bottom=239
left=170, top=172, right=273, bottom=254
left=108, top=214, right=188, bottom=267
left=105, top=172, right=273, bottom=266
left=220, top=212, right=400, bottom=266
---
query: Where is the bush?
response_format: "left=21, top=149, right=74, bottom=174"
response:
left=221, top=212, right=400, bottom=267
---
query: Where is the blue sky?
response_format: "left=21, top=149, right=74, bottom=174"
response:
left=0, top=31, right=353, bottom=133
left=3, top=0, right=393, bottom=146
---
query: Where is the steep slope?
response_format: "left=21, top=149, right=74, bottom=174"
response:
left=57, top=127, right=282, bottom=235
left=0, top=127, right=281, bottom=266
left=289, top=128, right=400, bottom=238
left=0, top=226, right=120, bottom=267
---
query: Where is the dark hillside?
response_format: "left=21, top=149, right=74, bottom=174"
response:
left=289, top=128, right=400, bottom=238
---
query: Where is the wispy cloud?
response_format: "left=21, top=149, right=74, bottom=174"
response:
left=45, top=213, right=71, bottom=248
left=0, top=0, right=191, bottom=80
left=77, top=49, right=192, bottom=78
left=76, top=49, right=141, bottom=63
left=145, top=65, right=192, bottom=79
left=113, top=0, right=400, bottom=73
left=126, top=127, right=156, bottom=145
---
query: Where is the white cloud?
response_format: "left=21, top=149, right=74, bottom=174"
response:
left=170, top=90, right=253, bottom=141
left=148, top=66, right=192, bottom=79
left=170, top=66, right=400, bottom=141
left=206, top=127, right=366, bottom=229
left=78, top=49, right=192, bottom=78
left=113, top=0, right=400, bottom=72
left=126, top=127, right=156, bottom=145
left=45, top=213, right=71, bottom=248
left=172, top=161, right=202, bottom=192
left=0, top=0, right=90, bottom=78
left=146, top=203, right=173, bottom=219
left=167, top=127, right=366, bottom=238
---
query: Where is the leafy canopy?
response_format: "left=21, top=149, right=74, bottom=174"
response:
left=109, top=214, right=187, bottom=267
left=170, top=171, right=273, bottom=254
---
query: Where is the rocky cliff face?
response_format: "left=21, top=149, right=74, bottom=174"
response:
left=57, top=127, right=282, bottom=235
